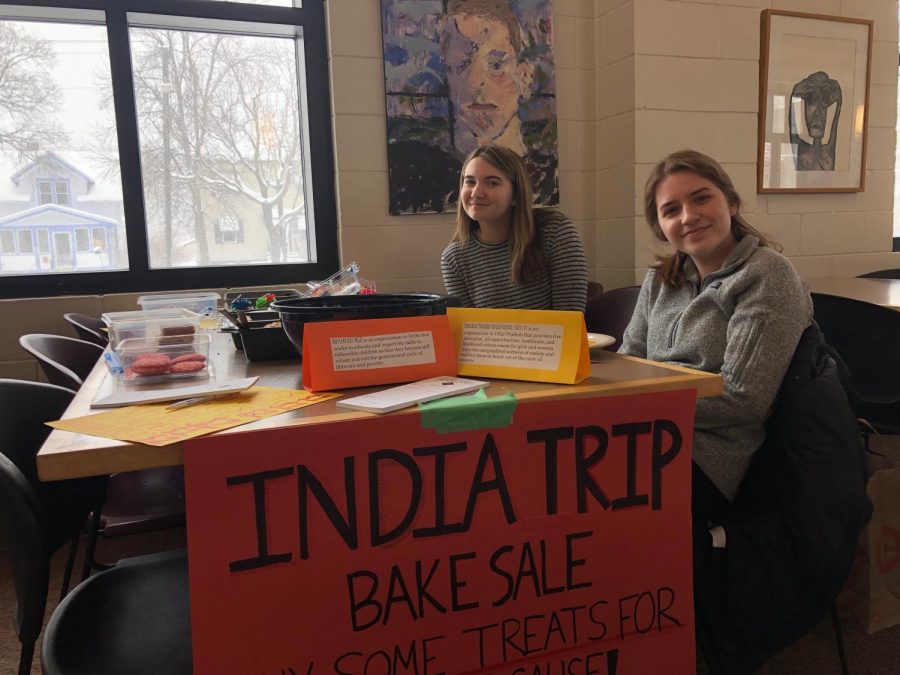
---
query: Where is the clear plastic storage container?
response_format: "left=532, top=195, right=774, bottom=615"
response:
left=111, top=333, right=212, bottom=385
left=137, top=292, right=221, bottom=324
left=102, top=308, right=203, bottom=348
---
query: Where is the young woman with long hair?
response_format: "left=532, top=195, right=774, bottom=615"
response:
left=619, top=149, right=813, bottom=521
left=440, top=144, right=587, bottom=310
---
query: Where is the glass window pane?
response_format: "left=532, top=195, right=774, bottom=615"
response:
left=17, top=230, right=34, bottom=253
left=0, top=20, right=128, bottom=276
left=55, top=180, right=71, bottom=205
left=91, top=227, right=108, bottom=251
left=75, top=227, right=91, bottom=252
left=131, top=27, right=310, bottom=269
left=38, top=181, right=54, bottom=204
left=37, top=228, right=50, bottom=254
left=0, top=231, right=16, bottom=254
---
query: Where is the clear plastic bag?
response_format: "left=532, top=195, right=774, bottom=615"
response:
left=302, top=262, right=361, bottom=298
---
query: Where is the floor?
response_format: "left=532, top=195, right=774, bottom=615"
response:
left=2, top=529, right=899, bottom=674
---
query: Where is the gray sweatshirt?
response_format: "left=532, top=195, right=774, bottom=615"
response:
left=619, top=235, right=813, bottom=500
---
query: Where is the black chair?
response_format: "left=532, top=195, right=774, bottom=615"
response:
left=18, top=334, right=103, bottom=390
left=18, top=332, right=186, bottom=580
left=811, top=293, right=900, bottom=434
left=0, top=379, right=108, bottom=675
left=63, top=312, right=108, bottom=347
left=857, top=269, right=900, bottom=279
left=40, top=549, right=191, bottom=675
left=584, top=285, right=640, bottom=351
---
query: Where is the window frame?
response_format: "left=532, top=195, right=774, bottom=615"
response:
left=0, top=0, right=337, bottom=298
left=35, top=178, right=71, bottom=205
left=215, top=215, right=243, bottom=245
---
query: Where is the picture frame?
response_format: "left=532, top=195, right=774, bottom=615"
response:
left=757, top=10, right=873, bottom=193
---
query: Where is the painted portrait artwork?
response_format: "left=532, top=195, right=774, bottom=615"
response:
left=381, top=0, right=558, bottom=215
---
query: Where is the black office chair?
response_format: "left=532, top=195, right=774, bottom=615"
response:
left=0, top=379, right=108, bottom=675
left=857, top=268, right=900, bottom=279
left=40, top=548, right=192, bottom=675
left=63, top=312, right=108, bottom=347
left=18, top=332, right=186, bottom=580
left=18, top=334, right=103, bottom=390
left=584, top=285, right=640, bottom=351
left=811, top=293, right=900, bottom=434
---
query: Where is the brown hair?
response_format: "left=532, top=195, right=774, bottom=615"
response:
left=451, top=143, right=544, bottom=284
left=444, top=0, right=523, bottom=53
left=643, top=149, right=780, bottom=287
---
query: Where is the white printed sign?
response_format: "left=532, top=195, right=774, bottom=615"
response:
left=458, top=321, right=563, bottom=370
left=330, top=331, right=436, bottom=371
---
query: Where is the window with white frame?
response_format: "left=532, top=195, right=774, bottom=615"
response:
left=36, top=179, right=71, bottom=205
left=0, top=0, right=337, bottom=298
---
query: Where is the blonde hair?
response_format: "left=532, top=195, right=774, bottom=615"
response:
left=643, top=149, right=780, bottom=287
left=451, top=144, right=544, bottom=284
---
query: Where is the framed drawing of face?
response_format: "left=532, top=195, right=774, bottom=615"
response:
left=757, top=10, right=873, bottom=193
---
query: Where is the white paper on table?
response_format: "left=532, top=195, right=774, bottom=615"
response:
left=335, top=376, right=489, bottom=414
left=91, top=377, right=260, bottom=409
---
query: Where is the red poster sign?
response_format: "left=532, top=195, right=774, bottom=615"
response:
left=185, top=389, right=698, bottom=675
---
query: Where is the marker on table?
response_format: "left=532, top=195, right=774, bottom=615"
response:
left=165, top=392, right=239, bottom=411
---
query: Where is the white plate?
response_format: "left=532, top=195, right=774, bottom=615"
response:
left=587, top=333, right=615, bottom=350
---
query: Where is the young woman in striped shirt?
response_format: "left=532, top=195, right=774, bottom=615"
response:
left=440, top=144, right=587, bottom=310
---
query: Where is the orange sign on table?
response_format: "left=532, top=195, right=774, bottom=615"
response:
left=184, top=389, right=699, bottom=674
left=301, top=314, right=458, bottom=391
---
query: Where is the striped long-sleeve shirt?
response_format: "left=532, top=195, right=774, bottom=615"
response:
left=440, top=209, right=588, bottom=311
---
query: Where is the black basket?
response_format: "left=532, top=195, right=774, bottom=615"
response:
left=270, top=293, right=447, bottom=355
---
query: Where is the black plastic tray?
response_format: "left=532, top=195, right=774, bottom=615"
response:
left=222, top=326, right=297, bottom=361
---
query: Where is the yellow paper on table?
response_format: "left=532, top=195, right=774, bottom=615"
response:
left=48, top=386, right=338, bottom=447
left=447, top=307, right=590, bottom=384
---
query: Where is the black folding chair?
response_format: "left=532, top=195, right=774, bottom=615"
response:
left=63, top=312, right=109, bottom=347
left=18, top=334, right=103, bottom=390
left=18, top=332, right=186, bottom=581
left=857, top=268, right=900, bottom=280
left=0, top=379, right=107, bottom=675
left=584, top=285, right=641, bottom=352
left=811, top=293, right=900, bottom=434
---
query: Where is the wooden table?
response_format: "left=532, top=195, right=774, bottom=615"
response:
left=37, top=333, right=723, bottom=481
left=805, top=276, right=900, bottom=310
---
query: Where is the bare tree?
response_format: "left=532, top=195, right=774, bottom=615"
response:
left=130, top=30, right=305, bottom=266
left=195, top=39, right=305, bottom=263
left=0, top=23, right=65, bottom=160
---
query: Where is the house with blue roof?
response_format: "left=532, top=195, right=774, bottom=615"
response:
left=0, top=151, right=123, bottom=274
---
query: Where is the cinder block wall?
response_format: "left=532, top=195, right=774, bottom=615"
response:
left=627, top=0, right=900, bottom=280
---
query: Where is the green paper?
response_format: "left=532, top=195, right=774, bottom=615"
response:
left=418, top=389, right=517, bottom=433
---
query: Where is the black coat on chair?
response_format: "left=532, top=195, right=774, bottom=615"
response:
left=694, top=324, right=872, bottom=674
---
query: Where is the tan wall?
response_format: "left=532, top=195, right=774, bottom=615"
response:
left=629, top=0, right=900, bottom=280
left=1, top=0, right=898, bottom=379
